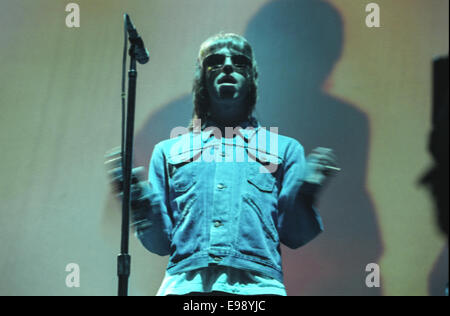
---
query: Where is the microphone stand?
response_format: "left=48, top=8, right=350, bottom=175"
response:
left=117, top=16, right=141, bottom=297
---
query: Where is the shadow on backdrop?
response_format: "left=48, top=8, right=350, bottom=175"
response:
left=429, top=246, right=449, bottom=296
left=131, top=0, right=383, bottom=295
left=425, top=56, right=449, bottom=296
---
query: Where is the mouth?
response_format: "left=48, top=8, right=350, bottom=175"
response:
left=218, top=76, right=237, bottom=85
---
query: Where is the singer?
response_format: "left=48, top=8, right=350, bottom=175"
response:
left=106, top=33, right=338, bottom=296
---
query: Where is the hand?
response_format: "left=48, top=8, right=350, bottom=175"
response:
left=105, top=148, right=153, bottom=231
left=104, top=147, right=147, bottom=199
left=304, top=147, right=340, bottom=186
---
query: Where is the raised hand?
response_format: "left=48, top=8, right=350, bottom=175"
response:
left=304, top=147, right=340, bottom=186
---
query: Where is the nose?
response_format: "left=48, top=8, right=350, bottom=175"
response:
left=222, top=56, right=233, bottom=74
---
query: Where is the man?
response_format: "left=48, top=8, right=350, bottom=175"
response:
left=107, top=33, right=338, bottom=295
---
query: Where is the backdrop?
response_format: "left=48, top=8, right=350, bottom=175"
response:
left=0, top=0, right=448, bottom=296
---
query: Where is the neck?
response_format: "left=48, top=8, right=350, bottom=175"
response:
left=204, top=113, right=256, bottom=136
left=208, top=103, right=249, bottom=127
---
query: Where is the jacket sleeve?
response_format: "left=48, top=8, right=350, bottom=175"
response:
left=277, top=140, right=324, bottom=249
left=131, top=143, right=173, bottom=256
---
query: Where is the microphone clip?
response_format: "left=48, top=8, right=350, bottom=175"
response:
left=125, top=14, right=150, bottom=65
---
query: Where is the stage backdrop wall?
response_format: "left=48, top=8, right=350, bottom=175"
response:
left=0, top=0, right=447, bottom=296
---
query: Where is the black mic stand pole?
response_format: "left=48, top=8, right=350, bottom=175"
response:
left=117, top=32, right=138, bottom=298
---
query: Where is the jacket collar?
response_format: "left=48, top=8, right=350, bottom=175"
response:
left=200, top=116, right=260, bottom=143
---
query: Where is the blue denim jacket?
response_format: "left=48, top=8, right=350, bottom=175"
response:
left=133, top=119, right=323, bottom=283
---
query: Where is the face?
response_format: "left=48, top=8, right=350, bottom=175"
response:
left=203, top=45, right=253, bottom=124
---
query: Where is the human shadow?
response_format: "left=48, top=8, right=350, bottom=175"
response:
left=133, top=0, right=383, bottom=295
left=428, top=245, right=448, bottom=296
left=425, top=56, right=448, bottom=296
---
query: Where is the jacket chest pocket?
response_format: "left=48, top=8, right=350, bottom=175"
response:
left=245, top=146, right=282, bottom=192
left=167, top=150, right=200, bottom=194
left=247, top=169, right=276, bottom=193
left=167, top=151, right=199, bottom=232
left=169, top=163, right=196, bottom=193
left=246, top=160, right=279, bottom=194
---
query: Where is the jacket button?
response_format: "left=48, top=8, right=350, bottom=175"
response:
left=213, top=221, right=223, bottom=228
left=217, top=183, right=226, bottom=189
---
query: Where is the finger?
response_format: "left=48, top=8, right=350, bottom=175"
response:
left=108, top=166, right=145, bottom=184
left=133, top=166, right=147, bottom=181
left=307, top=151, right=324, bottom=160
left=313, top=148, right=337, bottom=161
left=321, top=157, right=341, bottom=175
left=105, top=155, right=122, bottom=170
left=308, top=153, right=340, bottom=175
left=114, top=183, right=145, bottom=199
left=105, top=146, right=122, bottom=158
left=306, top=155, right=320, bottom=163
left=107, top=165, right=124, bottom=194
left=320, top=148, right=337, bottom=158
left=107, top=166, right=123, bottom=181
left=312, top=147, right=337, bottom=158
left=312, top=147, right=333, bottom=155
left=318, top=155, right=338, bottom=167
left=307, top=154, right=335, bottom=167
left=310, top=148, right=338, bottom=165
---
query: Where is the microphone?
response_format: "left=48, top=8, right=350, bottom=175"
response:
left=125, top=14, right=150, bottom=64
